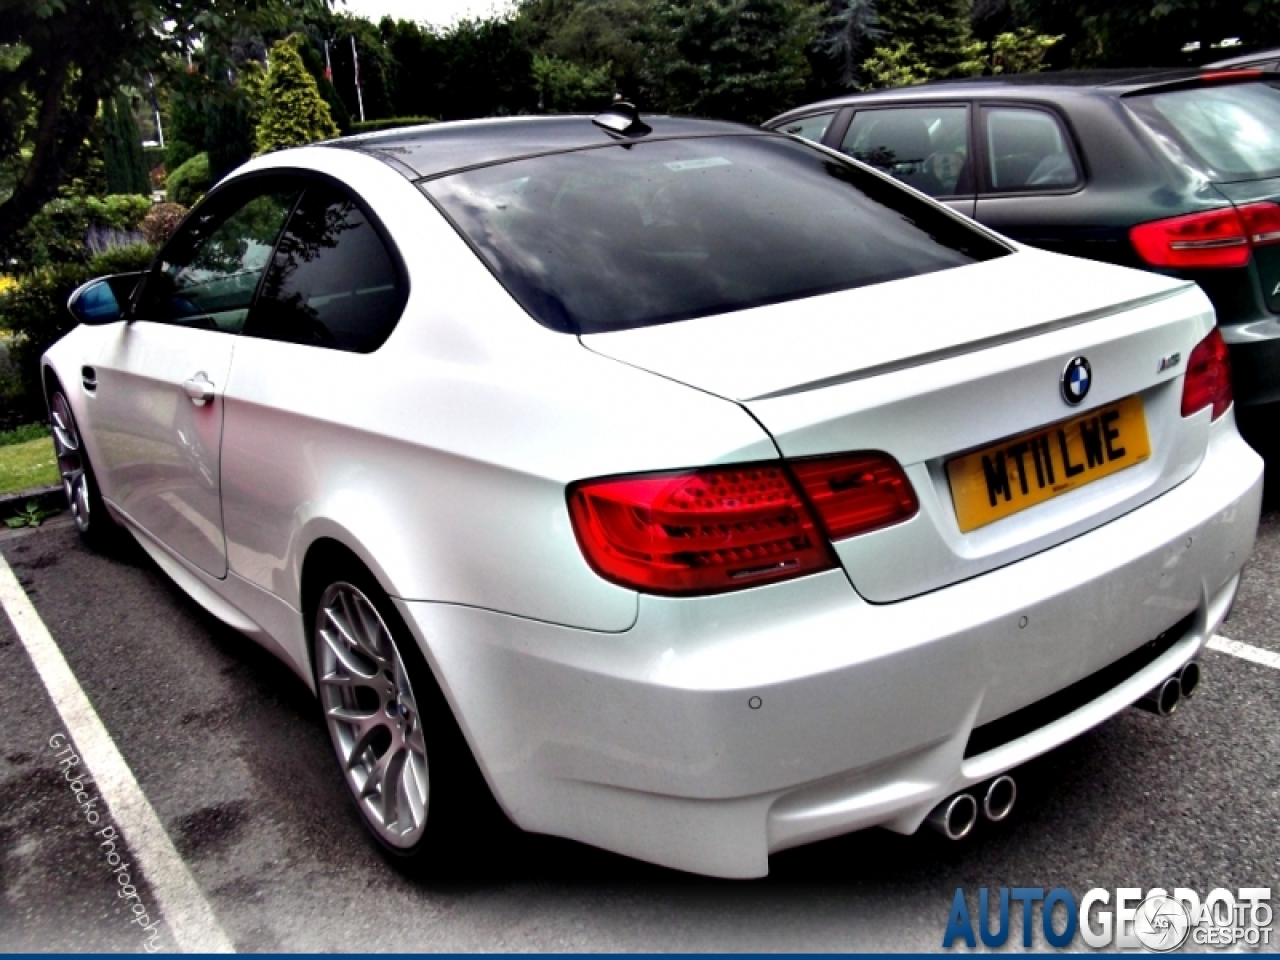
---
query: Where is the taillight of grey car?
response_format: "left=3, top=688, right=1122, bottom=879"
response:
left=45, top=110, right=1263, bottom=879
left=766, top=71, right=1280, bottom=418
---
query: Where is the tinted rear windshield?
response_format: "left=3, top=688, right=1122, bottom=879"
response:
left=1133, top=80, right=1280, bottom=181
left=422, top=135, right=1008, bottom=334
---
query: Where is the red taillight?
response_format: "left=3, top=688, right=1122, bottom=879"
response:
left=568, top=453, right=916, bottom=595
left=1199, top=70, right=1263, bottom=82
left=790, top=452, right=919, bottom=541
left=1130, top=202, right=1280, bottom=269
left=1181, top=328, right=1233, bottom=420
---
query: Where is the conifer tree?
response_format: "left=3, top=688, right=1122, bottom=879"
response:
left=255, top=36, right=340, bottom=154
left=102, top=94, right=150, bottom=195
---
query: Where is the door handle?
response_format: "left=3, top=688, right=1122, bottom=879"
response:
left=81, top=366, right=97, bottom=392
left=182, top=373, right=216, bottom=407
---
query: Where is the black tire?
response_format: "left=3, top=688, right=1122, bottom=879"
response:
left=308, top=555, right=512, bottom=879
left=47, top=383, right=120, bottom=550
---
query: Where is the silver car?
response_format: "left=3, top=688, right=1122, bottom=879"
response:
left=46, top=108, right=1262, bottom=878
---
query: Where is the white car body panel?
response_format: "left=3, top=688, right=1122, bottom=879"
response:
left=579, top=248, right=1188, bottom=403
left=40, top=127, right=1264, bottom=878
left=88, top=323, right=235, bottom=577
left=401, top=415, right=1257, bottom=877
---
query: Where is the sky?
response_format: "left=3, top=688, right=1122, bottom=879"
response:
left=335, top=0, right=516, bottom=28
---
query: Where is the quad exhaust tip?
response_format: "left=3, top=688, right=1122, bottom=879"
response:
left=1137, top=675, right=1182, bottom=716
left=926, top=792, right=979, bottom=841
left=983, top=775, right=1017, bottom=823
left=1178, top=660, right=1201, bottom=700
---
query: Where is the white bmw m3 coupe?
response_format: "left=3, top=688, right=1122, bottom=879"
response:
left=45, top=105, right=1262, bottom=878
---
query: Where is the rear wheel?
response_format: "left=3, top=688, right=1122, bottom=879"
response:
left=48, top=386, right=116, bottom=548
left=311, top=560, right=508, bottom=875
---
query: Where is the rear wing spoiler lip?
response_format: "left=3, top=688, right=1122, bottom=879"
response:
left=1118, top=70, right=1268, bottom=98
left=745, top=282, right=1198, bottom=403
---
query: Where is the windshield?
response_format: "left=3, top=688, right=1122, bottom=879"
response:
left=1135, top=81, right=1280, bottom=181
left=423, top=135, right=1009, bottom=334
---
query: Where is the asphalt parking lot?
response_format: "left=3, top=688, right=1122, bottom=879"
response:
left=1, top=493, right=1277, bottom=952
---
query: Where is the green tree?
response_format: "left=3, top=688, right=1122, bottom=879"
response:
left=437, top=17, right=539, bottom=119
left=255, top=36, right=340, bottom=154
left=0, top=0, right=324, bottom=255
left=874, top=0, right=984, bottom=77
left=860, top=39, right=931, bottom=87
left=819, top=0, right=883, bottom=87
left=533, top=54, right=615, bottom=110
left=986, top=27, right=1061, bottom=73
left=1008, top=0, right=1280, bottom=68
left=641, top=0, right=823, bottom=124
left=102, top=94, right=150, bottom=195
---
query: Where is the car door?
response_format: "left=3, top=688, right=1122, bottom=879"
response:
left=218, top=177, right=408, bottom=592
left=834, top=103, right=976, bottom=217
left=90, top=176, right=303, bottom=578
left=971, top=103, right=1087, bottom=254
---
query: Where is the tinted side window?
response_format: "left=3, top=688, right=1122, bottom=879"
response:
left=777, top=112, right=836, bottom=143
left=245, top=183, right=404, bottom=353
left=137, top=184, right=301, bottom=332
left=983, top=107, right=1080, bottom=192
left=841, top=106, right=972, bottom=197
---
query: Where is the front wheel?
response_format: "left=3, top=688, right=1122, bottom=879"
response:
left=49, top=387, right=116, bottom=548
left=311, top=561, right=510, bottom=875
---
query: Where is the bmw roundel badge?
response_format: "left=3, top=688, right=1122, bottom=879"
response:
left=1061, top=356, right=1091, bottom=405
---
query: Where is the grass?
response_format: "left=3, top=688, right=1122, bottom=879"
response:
left=0, top=433, right=58, bottom=495
left=0, top=422, right=52, bottom=447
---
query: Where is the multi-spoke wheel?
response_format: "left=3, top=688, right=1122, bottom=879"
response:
left=310, top=557, right=510, bottom=873
left=316, top=581, right=429, bottom=849
left=48, top=386, right=115, bottom=547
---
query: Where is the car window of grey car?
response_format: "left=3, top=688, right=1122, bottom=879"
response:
left=777, top=112, right=836, bottom=143
left=983, top=107, right=1081, bottom=193
left=136, top=183, right=301, bottom=332
left=840, top=106, right=972, bottom=198
left=424, top=134, right=1008, bottom=335
left=1134, top=81, right=1280, bottom=181
left=244, top=182, right=405, bottom=352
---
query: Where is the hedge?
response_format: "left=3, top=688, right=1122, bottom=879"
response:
left=350, top=116, right=437, bottom=134
left=166, top=152, right=211, bottom=207
left=0, top=244, right=156, bottom=419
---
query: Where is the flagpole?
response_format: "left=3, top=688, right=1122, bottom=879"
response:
left=350, top=35, right=365, bottom=123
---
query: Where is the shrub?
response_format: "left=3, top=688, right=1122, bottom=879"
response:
left=0, top=244, right=155, bottom=418
left=255, top=36, right=340, bottom=153
left=6, top=193, right=150, bottom=271
left=167, top=152, right=211, bottom=207
left=165, top=137, right=200, bottom=173
left=140, top=202, right=188, bottom=246
left=349, top=116, right=438, bottom=134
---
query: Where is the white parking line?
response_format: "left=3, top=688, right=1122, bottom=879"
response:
left=1209, top=633, right=1280, bottom=671
left=0, top=556, right=235, bottom=953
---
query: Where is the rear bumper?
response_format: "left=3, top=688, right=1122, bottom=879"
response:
left=397, top=416, right=1262, bottom=878
left=1221, top=314, right=1280, bottom=407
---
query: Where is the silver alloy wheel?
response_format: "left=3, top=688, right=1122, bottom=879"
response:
left=49, top=392, right=90, bottom=533
left=316, top=582, right=429, bottom=848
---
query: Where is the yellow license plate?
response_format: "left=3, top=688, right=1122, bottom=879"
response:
left=946, top=395, right=1151, bottom=533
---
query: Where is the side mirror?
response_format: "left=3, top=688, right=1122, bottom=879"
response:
left=67, top=271, right=144, bottom=325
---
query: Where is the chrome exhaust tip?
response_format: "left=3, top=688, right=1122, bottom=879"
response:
left=1178, top=660, right=1201, bottom=700
left=983, top=775, right=1017, bottom=823
left=926, top=792, right=979, bottom=841
left=1137, top=675, right=1182, bottom=717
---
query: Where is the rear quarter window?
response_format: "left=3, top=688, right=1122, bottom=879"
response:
left=423, top=135, right=1009, bottom=334
left=1132, top=81, right=1280, bottom=181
